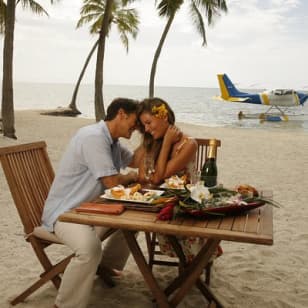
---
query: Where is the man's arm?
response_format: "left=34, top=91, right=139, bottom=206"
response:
left=100, top=171, right=138, bottom=189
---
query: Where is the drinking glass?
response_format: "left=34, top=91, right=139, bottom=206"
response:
left=190, top=170, right=201, bottom=186
left=144, top=153, right=155, bottom=186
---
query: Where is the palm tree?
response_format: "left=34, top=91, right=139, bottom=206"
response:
left=76, top=0, right=139, bottom=121
left=68, top=39, right=99, bottom=115
left=1, top=0, right=54, bottom=139
left=149, top=0, right=228, bottom=98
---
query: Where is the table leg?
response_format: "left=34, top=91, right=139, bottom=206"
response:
left=196, top=278, right=224, bottom=308
left=166, top=238, right=221, bottom=307
left=122, top=230, right=170, bottom=308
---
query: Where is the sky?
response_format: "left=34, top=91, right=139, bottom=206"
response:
left=1, top=0, right=308, bottom=89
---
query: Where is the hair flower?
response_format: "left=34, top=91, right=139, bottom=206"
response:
left=152, top=104, right=168, bottom=119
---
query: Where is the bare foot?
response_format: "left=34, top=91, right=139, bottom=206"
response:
left=97, top=265, right=122, bottom=287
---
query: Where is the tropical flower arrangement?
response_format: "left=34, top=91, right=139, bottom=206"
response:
left=155, top=184, right=280, bottom=221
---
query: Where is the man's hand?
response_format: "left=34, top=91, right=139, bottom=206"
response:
left=126, top=171, right=138, bottom=183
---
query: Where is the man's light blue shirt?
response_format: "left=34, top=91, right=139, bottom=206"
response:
left=42, top=121, right=133, bottom=232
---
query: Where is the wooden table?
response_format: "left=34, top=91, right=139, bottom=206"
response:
left=59, top=204, right=273, bottom=307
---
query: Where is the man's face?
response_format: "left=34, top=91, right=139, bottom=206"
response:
left=120, top=113, right=137, bottom=139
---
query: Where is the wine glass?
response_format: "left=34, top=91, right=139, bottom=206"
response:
left=191, top=170, right=202, bottom=187
left=144, top=153, right=155, bottom=187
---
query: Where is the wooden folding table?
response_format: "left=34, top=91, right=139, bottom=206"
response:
left=59, top=204, right=273, bottom=307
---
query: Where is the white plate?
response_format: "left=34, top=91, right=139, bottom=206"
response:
left=159, top=183, right=192, bottom=190
left=101, top=188, right=164, bottom=204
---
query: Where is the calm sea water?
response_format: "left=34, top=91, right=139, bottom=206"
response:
left=8, top=82, right=308, bottom=131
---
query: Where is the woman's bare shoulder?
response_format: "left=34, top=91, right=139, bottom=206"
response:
left=174, top=135, right=197, bottom=155
left=183, top=135, right=198, bottom=148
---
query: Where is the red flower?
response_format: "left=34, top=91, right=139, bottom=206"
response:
left=157, top=203, right=175, bottom=220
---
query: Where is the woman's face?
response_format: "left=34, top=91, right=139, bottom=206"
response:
left=139, top=112, right=169, bottom=139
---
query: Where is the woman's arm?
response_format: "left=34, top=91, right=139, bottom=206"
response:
left=163, top=138, right=197, bottom=178
left=151, top=129, right=197, bottom=185
left=136, top=148, right=149, bottom=184
left=128, top=144, right=144, bottom=168
left=150, top=126, right=180, bottom=184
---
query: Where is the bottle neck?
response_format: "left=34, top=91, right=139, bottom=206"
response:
left=208, top=145, right=216, bottom=159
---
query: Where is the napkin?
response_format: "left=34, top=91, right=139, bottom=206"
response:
left=75, top=202, right=125, bottom=215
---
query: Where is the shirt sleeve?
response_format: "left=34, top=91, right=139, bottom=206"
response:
left=80, top=135, right=118, bottom=180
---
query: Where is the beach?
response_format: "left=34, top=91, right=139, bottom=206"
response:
left=0, top=110, right=307, bottom=307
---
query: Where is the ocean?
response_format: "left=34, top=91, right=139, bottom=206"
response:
left=8, top=82, right=308, bottom=131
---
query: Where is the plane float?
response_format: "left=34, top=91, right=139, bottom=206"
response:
left=216, top=73, right=308, bottom=121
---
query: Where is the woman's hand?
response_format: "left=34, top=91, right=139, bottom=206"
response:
left=164, top=125, right=182, bottom=145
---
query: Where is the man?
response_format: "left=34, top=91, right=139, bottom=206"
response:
left=42, top=98, right=140, bottom=308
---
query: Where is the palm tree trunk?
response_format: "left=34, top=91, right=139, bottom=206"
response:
left=94, top=0, right=113, bottom=121
left=1, top=0, right=16, bottom=139
left=68, top=39, right=99, bottom=114
left=149, top=13, right=175, bottom=98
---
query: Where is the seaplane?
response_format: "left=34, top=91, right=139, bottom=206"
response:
left=217, top=73, right=308, bottom=121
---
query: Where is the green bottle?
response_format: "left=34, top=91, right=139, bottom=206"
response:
left=201, top=139, right=217, bottom=187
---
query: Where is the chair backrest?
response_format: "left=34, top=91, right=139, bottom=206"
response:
left=0, top=141, right=54, bottom=235
left=195, top=138, right=221, bottom=172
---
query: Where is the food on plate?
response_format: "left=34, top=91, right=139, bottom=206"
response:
left=129, top=183, right=142, bottom=195
left=235, top=184, right=259, bottom=197
left=151, top=196, right=178, bottom=205
left=111, top=186, right=126, bottom=198
left=164, top=175, right=187, bottom=189
left=130, top=190, right=156, bottom=201
left=106, top=185, right=163, bottom=203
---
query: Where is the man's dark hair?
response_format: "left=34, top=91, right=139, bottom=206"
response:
left=105, top=97, right=139, bottom=121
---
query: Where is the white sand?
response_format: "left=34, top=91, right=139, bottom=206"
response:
left=0, top=110, right=307, bottom=307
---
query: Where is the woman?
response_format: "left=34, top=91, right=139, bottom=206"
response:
left=137, top=97, right=222, bottom=263
left=137, top=97, right=197, bottom=185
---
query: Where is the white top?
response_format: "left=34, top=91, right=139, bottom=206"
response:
left=42, top=121, right=132, bottom=232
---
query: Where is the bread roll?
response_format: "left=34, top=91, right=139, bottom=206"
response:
left=111, top=187, right=125, bottom=198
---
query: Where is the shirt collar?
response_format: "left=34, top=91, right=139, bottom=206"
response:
left=100, top=121, right=118, bottom=147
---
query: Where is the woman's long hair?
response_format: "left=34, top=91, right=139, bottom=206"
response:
left=137, top=97, right=175, bottom=161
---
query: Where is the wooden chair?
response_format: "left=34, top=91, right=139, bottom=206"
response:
left=0, top=141, right=74, bottom=305
left=145, top=138, right=221, bottom=285
left=0, top=141, right=119, bottom=304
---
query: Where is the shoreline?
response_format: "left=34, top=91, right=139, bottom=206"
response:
left=0, top=110, right=307, bottom=307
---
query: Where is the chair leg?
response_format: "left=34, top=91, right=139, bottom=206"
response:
left=30, top=238, right=63, bottom=288
left=11, top=254, right=73, bottom=305
left=205, top=261, right=213, bottom=285
left=145, top=232, right=156, bottom=269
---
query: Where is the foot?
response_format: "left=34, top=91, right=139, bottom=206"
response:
left=96, top=265, right=122, bottom=287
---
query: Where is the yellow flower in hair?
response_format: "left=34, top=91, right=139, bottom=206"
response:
left=152, top=104, right=168, bottom=119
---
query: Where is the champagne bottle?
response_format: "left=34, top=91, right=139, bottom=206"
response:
left=201, top=139, right=218, bottom=187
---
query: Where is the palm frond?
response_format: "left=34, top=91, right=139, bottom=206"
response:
left=119, top=32, right=129, bottom=52
left=19, top=0, right=49, bottom=16
left=197, top=0, right=228, bottom=24
left=190, top=1, right=207, bottom=46
left=90, top=16, right=104, bottom=34
left=189, top=0, right=228, bottom=46
left=120, top=0, right=137, bottom=5
left=77, top=12, right=101, bottom=29
left=156, top=0, right=183, bottom=17
left=80, top=2, right=104, bottom=16
left=114, top=8, right=139, bottom=52
left=77, top=0, right=140, bottom=50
